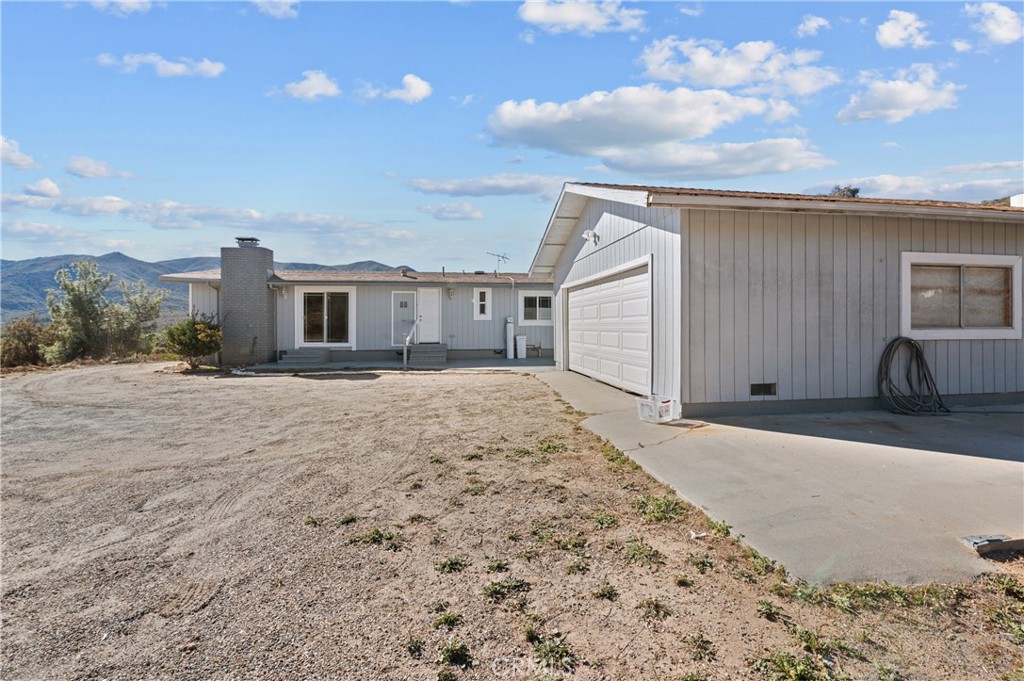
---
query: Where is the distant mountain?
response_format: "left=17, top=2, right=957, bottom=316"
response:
left=0, top=253, right=409, bottom=323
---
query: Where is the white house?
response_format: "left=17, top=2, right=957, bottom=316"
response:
left=530, top=183, right=1024, bottom=415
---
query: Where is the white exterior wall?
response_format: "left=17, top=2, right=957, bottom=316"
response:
left=553, top=199, right=681, bottom=401
left=274, top=283, right=553, bottom=352
left=188, top=283, right=219, bottom=318
left=681, top=209, right=1024, bottom=406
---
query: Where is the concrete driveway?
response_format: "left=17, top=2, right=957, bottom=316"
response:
left=540, top=372, right=1024, bottom=585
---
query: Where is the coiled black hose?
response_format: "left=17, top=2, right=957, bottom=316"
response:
left=878, top=336, right=949, bottom=415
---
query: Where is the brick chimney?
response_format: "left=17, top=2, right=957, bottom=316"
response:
left=219, top=237, right=276, bottom=365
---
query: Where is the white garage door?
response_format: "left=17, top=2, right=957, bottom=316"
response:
left=567, top=266, right=651, bottom=395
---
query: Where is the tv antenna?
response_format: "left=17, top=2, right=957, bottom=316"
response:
left=487, top=251, right=510, bottom=272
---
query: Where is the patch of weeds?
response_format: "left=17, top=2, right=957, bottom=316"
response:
left=708, top=518, right=731, bottom=537
left=515, top=546, right=540, bottom=561
left=406, top=513, right=428, bottom=524
left=788, top=625, right=834, bottom=657
left=601, top=442, right=639, bottom=471
left=990, top=574, right=1024, bottom=601
left=750, top=649, right=824, bottom=681
left=304, top=515, right=325, bottom=527
left=461, top=482, right=489, bottom=496
left=988, top=604, right=1024, bottom=645
left=428, top=600, right=450, bottom=613
left=504, top=594, right=530, bottom=613
left=462, top=451, right=484, bottom=461
left=637, top=598, right=672, bottom=621
left=682, top=632, right=716, bottom=661
left=482, top=576, right=531, bottom=603
left=566, top=558, right=590, bottom=575
left=435, top=556, right=470, bottom=574
left=437, top=638, right=474, bottom=669
left=531, top=632, right=578, bottom=673
left=734, top=569, right=757, bottom=584
left=429, top=530, right=446, bottom=546
left=593, top=510, right=619, bottom=529
left=509, top=447, right=550, bottom=464
left=537, top=438, right=567, bottom=454
left=686, top=552, right=714, bottom=574
left=749, top=549, right=782, bottom=576
left=634, top=494, right=684, bottom=523
left=436, top=671, right=457, bottom=681
left=433, top=611, right=463, bottom=630
left=348, top=527, right=405, bottom=551
left=485, top=556, right=509, bottom=573
left=593, top=582, right=619, bottom=601
left=824, top=581, right=968, bottom=614
left=427, top=455, right=445, bottom=464
left=532, top=525, right=588, bottom=553
left=677, top=674, right=709, bottom=681
left=874, top=662, right=904, bottom=681
left=673, top=574, right=694, bottom=588
left=409, top=480, right=424, bottom=491
left=335, top=514, right=358, bottom=527
left=505, top=530, right=522, bottom=542
left=524, top=623, right=542, bottom=644
left=756, top=599, right=785, bottom=622
left=625, top=538, right=665, bottom=567
left=404, top=637, right=424, bottom=658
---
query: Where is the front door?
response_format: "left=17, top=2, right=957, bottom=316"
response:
left=417, top=288, right=441, bottom=343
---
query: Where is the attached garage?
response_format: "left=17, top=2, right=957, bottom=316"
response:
left=566, top=265, right=651, bottom=395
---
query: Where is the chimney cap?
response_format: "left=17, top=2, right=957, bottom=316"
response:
left=236, top=236, right=260, bottom=247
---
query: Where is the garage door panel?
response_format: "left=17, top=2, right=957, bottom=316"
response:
left=567, top=266, right=651, bottom=395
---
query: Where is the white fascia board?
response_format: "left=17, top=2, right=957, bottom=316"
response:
left=159, top=273, right=222, bottom=284
left=649, top=193, right=1024, bottom=223
left=561, top=183, right=651, bottom=207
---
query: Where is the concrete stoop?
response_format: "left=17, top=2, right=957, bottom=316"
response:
left=407, top=343, right=447, bottom=368
left=277, top=348, right=330, bottom=367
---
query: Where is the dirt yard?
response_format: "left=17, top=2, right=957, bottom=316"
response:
left=2, top=364, right=1022, bottom=681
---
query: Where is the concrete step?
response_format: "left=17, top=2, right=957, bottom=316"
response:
left=408, top=343, right=447, bottom=367
left=279, top=348, right=329, bottom=366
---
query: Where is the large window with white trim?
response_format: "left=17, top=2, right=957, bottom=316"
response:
left=519, top=291, right=553, bottom=326
left=901, top=252, right=1021, bottom=340
left=295, top=286, right=356, bottom=346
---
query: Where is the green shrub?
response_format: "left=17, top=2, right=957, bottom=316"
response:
left=164, top=312, right=223, bottom=368
left=0, top=313, right=57, bottom=367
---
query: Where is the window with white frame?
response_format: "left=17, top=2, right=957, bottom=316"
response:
left=295, top=286, right=356, bottom=346
left=473, top=288, right=491, bottom=321
left=519, top=291, right=553, bottom=326
left=900, top=252, right=1021, bottom=340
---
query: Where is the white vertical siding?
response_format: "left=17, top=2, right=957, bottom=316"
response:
left=188, top=283, right=219, bottom=318
left=553, top=199, right=681, bottom=401
left=682, top=209, right=1024, bottom=404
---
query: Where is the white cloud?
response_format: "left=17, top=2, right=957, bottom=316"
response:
left=1, top=136, right=37, bottom=169
left=282, top=70, right=341, bottom=101
left=882, top=141, right=903, bottom=149
left=24, top=178, right=61, bottom=198
left=806, top=174, right=1023, bottom=202
left=252, top=1, right=299, bottom=19
left=965, top=2, right=1024, bottom=44
left=97, top=53, right=225, bottom=78
left=941, top=160, right=1023, bottom=173
left=517, top=0, right=645, bottom=36
left=383, top=74, right=433, bottom=103
left=65, top=156, right=133, bottom=179
left=0, top=193, right=393, bottom=237
left=595, top=138, right=832, bottom=179
left=837, top=64, right=960, bottom=123
left=451, top=94, right=475, bottom=107
left=796, top=15, right=830, bottom=38
left=1, top=220, right=136, bottom=251
left=90, top=1, right=151, bottom=17
left=952, top=38, right=973, bottom=52
left=489, top=84, right=779, bottom=154
left=639, top=37, right=840, bottom=96
left=418, top=202, right=485, bottom=221
left=876, top=10, right=935, bottom=49
left=679, top=5, right=703, bottom=18
left=584, top=163, right=612, bottom=173
left=408, top=173, right=570, bottom=199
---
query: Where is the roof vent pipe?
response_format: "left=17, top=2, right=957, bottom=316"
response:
left=400, top=267, right=408, bottom=277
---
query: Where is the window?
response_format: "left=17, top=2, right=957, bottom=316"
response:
left=519, top=291, right=553, bottom=326
left=295, top=287, right=356, bottom=346
left=473, top=288, right=491, bottom=321
left=900, top=252, right=1021, bottom=340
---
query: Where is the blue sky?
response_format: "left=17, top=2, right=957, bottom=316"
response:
left=2, top=1, right=1022, bottom=270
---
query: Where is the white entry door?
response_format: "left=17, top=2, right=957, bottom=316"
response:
left=566, top=266, right=651, bottom=395
left=417, top=288, right=442, bottom=343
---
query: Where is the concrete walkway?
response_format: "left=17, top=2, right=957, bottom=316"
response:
left=539, top=371, right=1024, bottom=585
left=249, top=357, right=556, bottom=372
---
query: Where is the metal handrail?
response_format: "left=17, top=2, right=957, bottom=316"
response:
left=402, top=320, right=419, bottom=369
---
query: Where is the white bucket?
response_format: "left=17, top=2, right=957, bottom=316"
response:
left=636, top=395, right=678, bottom=423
